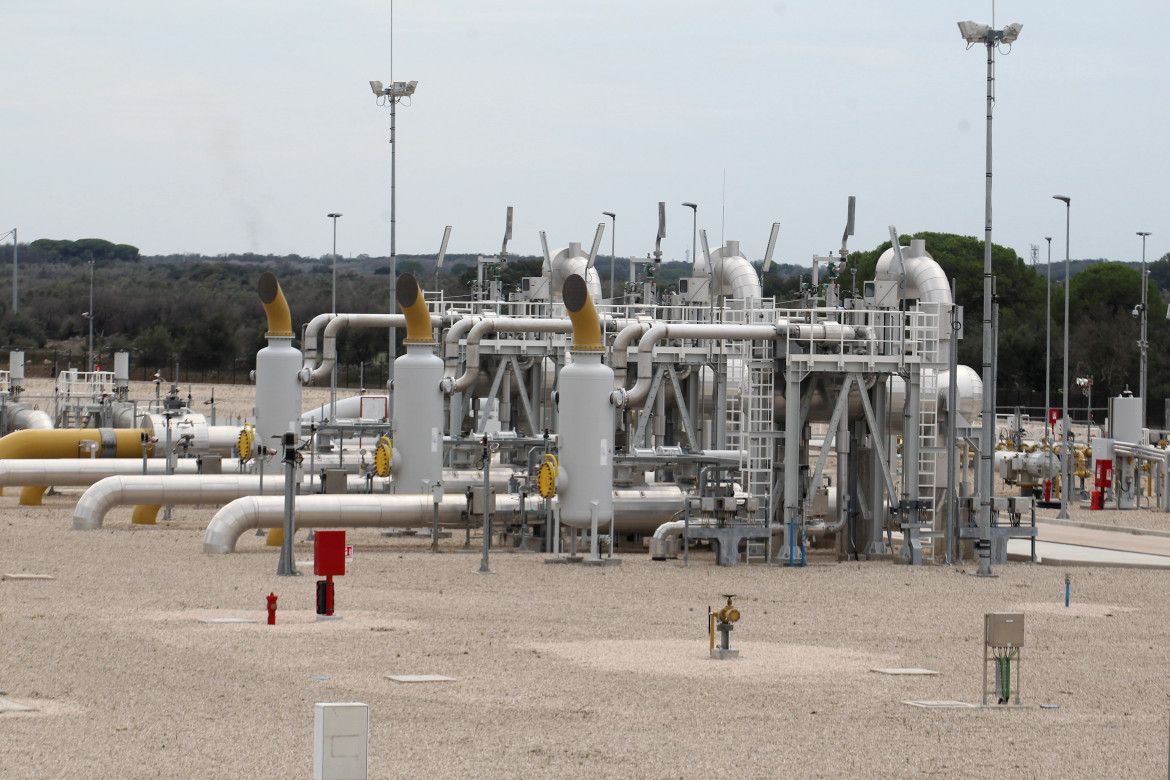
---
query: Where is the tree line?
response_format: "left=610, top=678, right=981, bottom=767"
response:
left=0, top=235, right=1167, bottom=422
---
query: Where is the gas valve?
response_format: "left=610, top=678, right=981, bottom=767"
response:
left=709, top=594, right=741, bottom=660
left=716, top=594, right=741, bottom=624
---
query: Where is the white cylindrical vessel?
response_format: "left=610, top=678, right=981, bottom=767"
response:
left=114, top=351, right=130, bottom=391
left=255, top=338, right=302, bottom=445
left=391, top=344, right=444, bottom=494
left=556, top=353, right=614, bottom=528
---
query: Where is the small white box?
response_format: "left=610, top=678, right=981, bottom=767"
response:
left=314, top=702, right=368, bottom=780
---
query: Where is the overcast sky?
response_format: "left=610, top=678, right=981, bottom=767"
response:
left=2, top=1, right=1165, bottom=268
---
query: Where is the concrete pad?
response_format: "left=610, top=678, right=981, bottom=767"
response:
left=197, top=618, right=256, bottom=624
left=0, top=697, right=35, bottom=712
left=2, top=573, right=55, bottom=581
left=872, top=668, right=941, bottom=676
left=902, top=700, right=976, bottom=709
left=385, top=674, right=455, bottom=683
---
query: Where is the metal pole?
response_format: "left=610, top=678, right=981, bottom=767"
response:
left=88, top=260, right=95, bottom=372
left=1055, top=196, right=1072, bottom=519
left=277, top=432, right=299, bottom=576
left=1045, top=237, right=1053, bottom=489
left=328, top=213, right=342, bottom=315
left=388, top=96, right=398, bottom=417
left=478, top=435, right=492, bottom=574
left=603, top=212, right=616, bottom=299
left=946, top=282, right=959, bottom=563
left=11, top=227, right=16, bottom=313
left=1139, top=231, right=1152, bottom=426
left=975, top=37, right=996, bottom=577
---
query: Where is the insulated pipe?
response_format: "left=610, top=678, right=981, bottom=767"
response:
left=300, top=312, right=337, bottom=374
left=73, top=474, right=286, bottom=530
left=442, top=318, right=574, bottom=395
left=7, top=405, right=52, bottom=432
left=0, top=428, right=154, bottom=459
left=204, top=485, right=688, bottom=553
left=874, top=239, right=954, bottom=363
left=398, top=273, right=436, bottom=344
left=547, top=246, right=604, bottom=302
left=614, top=324, right=782, bottom=409
left=0, top=457, right=206, bottom=489
left=307, top=313, right=445, bottom=384
left=695, top=241, right=764, bottom=300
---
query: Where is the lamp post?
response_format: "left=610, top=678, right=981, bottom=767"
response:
left=370, top=78, right=418, bottom=411
left=602, top=211, right=616, bottom=299
left=959, top=18, right=1022, bottom=576
left=682, top=201, right=698, bottom=278
left=1054, top=195, right=1071, bottom=519
left=327, top=213, right=342, bottom=315
left=1137, top=231, right=1152, bottom=426
left=1045, top=236, right=1054, bottom=489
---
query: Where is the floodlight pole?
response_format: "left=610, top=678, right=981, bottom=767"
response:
left=7, top=228, right=16, bottom=313
left=373, top=80, right=417, bottom=415
left=327, top=213, right=342, bottom=315
left=1054, top=196, right=1072, bottom=519
left=1045, top=236, right=1053, bottom=479
left=1138, top=231, right=1152, bottom=426
left=961, top=21, right=1021, bottom=576
left=603, top=212, right=616, bottom=299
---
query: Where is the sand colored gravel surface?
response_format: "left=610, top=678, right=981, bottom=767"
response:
left=2, top=381, right=1170, bottom=777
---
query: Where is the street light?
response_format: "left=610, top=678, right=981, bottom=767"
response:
left=1137, top=230, right=1152, bottom=426
left=327, top=213, right=342, bottom=315
left=370, top=78, right=419, bottom=410
left=959, top=18, right=1023, bottom=576
left=602, top=211, right=616, bottom=299
left=1054, top=195, right=1071, bottom=520
left=1045, top=236, right=1054, bottom=490
left=87, top=259, right=95, bottom=372
left=682, top=202, right=698, bottom=289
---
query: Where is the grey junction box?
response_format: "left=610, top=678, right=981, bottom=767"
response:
left=985, top=612, right=1024, bottom=648
left=314, top=702, right=368, bottom=780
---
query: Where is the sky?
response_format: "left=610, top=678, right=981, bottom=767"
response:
left=2, top=1, right=1166, bottom=269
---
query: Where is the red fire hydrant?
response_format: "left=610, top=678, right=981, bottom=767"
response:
left=266, top=592, right=278, bottom=625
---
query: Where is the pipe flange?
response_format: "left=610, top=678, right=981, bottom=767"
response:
left=99, top=428, right=118, bottom=458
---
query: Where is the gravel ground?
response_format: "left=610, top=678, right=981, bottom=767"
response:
left=1, top=381, right=1169, bottom=778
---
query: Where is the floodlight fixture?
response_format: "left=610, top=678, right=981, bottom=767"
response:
left=957, top=20, right=990, bottom=42
left=369, top=80, right=383, bottom=95
left=1001, top=23, right=1023, bottom=43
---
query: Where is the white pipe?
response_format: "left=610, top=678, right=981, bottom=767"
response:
left=73, top=474, right=285, bottom=530
left=204, top=485, right=688, bottom=553
left=548, top=249, right=603, bottom=302
left=0, top=457, right=208, bottom=489
left=204, top=493, right=476, bottom=553
left=8, top=405, right=52, bottom=431
left=874, top=239, right=954, bottom=363
left=695, top=242, right=763, bottom=300
left=308, top=313, right=444, bottom=384
left=442, top=318, right=574, bottom=395
left=302, top=395, right=389, bottom=423
left=616, top=323, right=781, bottom=409
left=300, top=312, right=337, bottom=373
left=611, top=320, right=653, bottom=386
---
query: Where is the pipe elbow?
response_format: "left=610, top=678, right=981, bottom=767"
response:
left=257, top=272, right=294, bottom=338
left=563, top=275, right=604, bottom=352
left=397, top=273, right=435, bottom=344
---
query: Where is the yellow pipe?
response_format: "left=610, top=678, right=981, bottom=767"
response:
left=0, top=428, right=154, bottom=459
left=396, top=272, right=435, bottom=344
left=20, top=485, right=48, bottom=506
left=132, top=505, right=161, bottom=525
left=257, top=271, right=294, bottom=338
left=562, top=274, right=603, bottom=352
left=266, top=526, right=297, bottom=546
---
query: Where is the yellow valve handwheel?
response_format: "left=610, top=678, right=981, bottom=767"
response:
left=537, top=454, right=558, bottom=499
left=237, top=423, right=255, bottom=462
left=374, top=436, right=393, bottom=478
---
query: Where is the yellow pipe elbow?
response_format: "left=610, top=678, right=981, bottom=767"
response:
left=397, top=272, right=435, bottom=344
left=132, top=505, right=161, bottom=525
left=563, top=274, right=604, bottom=352
left=258, top=272, right=294, bottom=338
left=20, top=485, right=48, bottom=506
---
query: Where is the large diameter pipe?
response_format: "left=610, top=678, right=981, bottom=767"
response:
left=0, top=428, right=154, bottom=459
left=204, top=485, right=687, bottom=553
left=307, top=313, right=444, bottom=384
left=442, top=318, right=574, bottom=395
left=74, top=474, right=286, bottom=531
left=397, top=273, right=435, bottom=344
left=0, top=458, right=206, bottom=489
